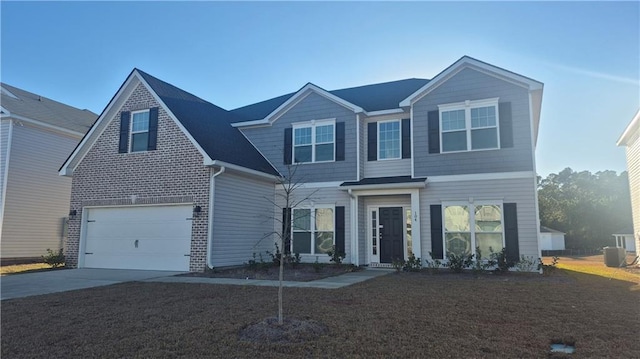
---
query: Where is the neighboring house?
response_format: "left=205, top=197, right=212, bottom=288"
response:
left=617, top=109, right=640, bottom=259
left=60, top=56, right=544, bottom=272
left=1, top=83, right=97, bottom=262
left=612, top=228, right=636, bottom=252
left=539, top=226, right=565, bottom=251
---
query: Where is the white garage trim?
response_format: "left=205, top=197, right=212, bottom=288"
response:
left=80, top=204, right=193, bottom=271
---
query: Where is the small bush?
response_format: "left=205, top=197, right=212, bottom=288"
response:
left=402, top=253, right=422, bottom=272
left=42, top=248, right=65, bottom=268
left=425, top=252, right=443, bottom=274
left=446, top=252, right=474, bottom=273
left=312, top=257, right=323, bottom=273
left=489, top=247, right=515, bottom=274
left=391, top=258, right=405, bottom=272
left=515, top=255, right=538, bottom=272
left=539, top=256, right=559, bottom=276
left=326, top=245, right=345, bottom=265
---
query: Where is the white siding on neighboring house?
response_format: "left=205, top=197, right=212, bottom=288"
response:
left=211, top=172, right=276, bottom=267
left=0, top=120, right=11, bottom=225
left=539, top=232, right=565, bottom=250
left=626, top=133, right=640, bottom=257
left=1, top=122, right=80, bottom=258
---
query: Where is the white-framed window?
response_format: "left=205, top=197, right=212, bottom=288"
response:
left=130, top=110, right=150, bottom=152
left=443, top=202, right=504, bottom=259
left=378, top=120, right=401, bottom=160
left=292, top=205, right=334, bottom=255
left=293, top=119, right=335, bottom=163
left=439, top=98, right=500, bottom=153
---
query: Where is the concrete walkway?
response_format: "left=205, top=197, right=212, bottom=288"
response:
left=147, top=268, right=392, bottom=289
left=1, top=268, right=184, bottom=300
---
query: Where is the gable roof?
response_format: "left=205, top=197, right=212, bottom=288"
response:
left=617, top=108, right=640, bottom=146
left=231, top=78, right=429, bottom=123
left=540, top=226, right=565, bottom=234
left=1, top=83, right=97, bottom=135
left=136, top=70, right=279, bottom=176
left=60, top=69, right=279, bottom=177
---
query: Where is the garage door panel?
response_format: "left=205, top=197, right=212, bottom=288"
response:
left=83, top=205, right=193, bottom=271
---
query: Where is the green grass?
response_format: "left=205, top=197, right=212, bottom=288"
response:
left=0, top=263, right=52, bottom=276
left=2, top=269, right=639, bottom=358
left=544, top=254, right=640, bottom=287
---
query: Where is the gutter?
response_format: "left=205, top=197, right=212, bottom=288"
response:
left=206, top=166, right=226, bottom=269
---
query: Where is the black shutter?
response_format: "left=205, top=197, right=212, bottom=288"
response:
left=428, top=111, right=440, bottom=154
left=367, top=122, right=377, bottom=161
left=147, top=107, right=159, bottom=151
left=335, top=122, right=345, bottom=161
left=499, top=102, right=513, bottom=148
left=430, top=205, right=444, bottom=259
left=282, top=207, right=291, bottom=254
left=503, top=203, right=519, bottom=263
left=401, top=118, right=411, bottom=159
left=335, top=206, right=345, bottom=256
left=284, top=128, right=292, bottom=165
left=118, top=111, right=130, bottom=153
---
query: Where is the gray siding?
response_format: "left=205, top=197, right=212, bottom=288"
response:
left=419, top=177, right=539, bottom=260
left=211, top=172, right=275, bottom=267
left=413, top=67, right=534, bottom=177
left=273, top=186, right=352, bottom=263
left=625, top=131, right=640, bottom=257
left=241, top=92, right=357, bottom=182
left=1, top=123, right=79, bottom=258
left=363, top=116, right=411, bottom=178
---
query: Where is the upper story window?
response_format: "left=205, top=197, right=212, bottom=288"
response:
left=293, top=119, right=335, bottom=163
left=439, top=98, right=499, bottom=153
left=378, top=120, right=401, bottom=160
left=130, top=110, right=150, bottom=152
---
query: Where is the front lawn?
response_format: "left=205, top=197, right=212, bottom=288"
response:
left=2, top=270, right=639, bottom=358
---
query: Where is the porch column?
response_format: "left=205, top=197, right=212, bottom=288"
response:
left=410, top=189, right=421, bottom=259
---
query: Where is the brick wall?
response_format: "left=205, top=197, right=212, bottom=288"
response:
left=67, top=83, right=210, bottom=271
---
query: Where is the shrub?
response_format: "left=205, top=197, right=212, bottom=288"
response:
left=402, top=253, right=422, bottom=272
left=42, top=248, right=65, bottom=268
left=391, top=258, right=405, bottom=272
left=326, top=245, right=345, bottom=265
left=446, top=252, right=474, bottom=273
left=312, top=257, right=323, bottom=273
left=425, top=252, right=443, bottom=274
left=515, top=255, right=538, bottom=272
left=539, top=256, right=559, bottom=276
left=489, top=247, right=515, bottom=273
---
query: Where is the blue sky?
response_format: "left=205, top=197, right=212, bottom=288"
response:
left=1, top=1, right=638, bottom=177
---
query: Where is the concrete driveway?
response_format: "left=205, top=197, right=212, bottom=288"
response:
left=1, top=268, right=184, bottom=300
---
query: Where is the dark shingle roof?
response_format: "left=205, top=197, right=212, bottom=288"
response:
left=136, top=70, right=279, bottom=176
left=341, top=176, right=427, bottom=187
left=1, top=83, right=97, bottom=133
left=231, top=78, right=429, bottom=121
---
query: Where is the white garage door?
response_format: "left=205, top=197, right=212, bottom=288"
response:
left=83, top=205, right=193, bottom=271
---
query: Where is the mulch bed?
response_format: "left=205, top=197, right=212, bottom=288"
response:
left=238, top=317, right=328, bottom=344
left=181, top=263, right=361, bottom=282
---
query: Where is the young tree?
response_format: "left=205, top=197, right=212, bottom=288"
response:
left=266, top=164, right=317, bottom=325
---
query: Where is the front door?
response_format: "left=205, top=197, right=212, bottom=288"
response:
left=379, top=207, right=404, bottom=263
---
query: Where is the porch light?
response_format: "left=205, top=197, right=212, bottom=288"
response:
left=193, top=205, right=202, bottom=216
left=68, top=210, right=77, bottom=220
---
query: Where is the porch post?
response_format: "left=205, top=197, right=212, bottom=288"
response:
left=410, top=189, right=421, bottom=260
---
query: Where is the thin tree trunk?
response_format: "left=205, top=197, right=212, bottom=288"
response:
left=278, top=242, right=284, bottom=325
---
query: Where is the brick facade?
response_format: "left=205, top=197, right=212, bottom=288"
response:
left=66, top=83, right=210, bottom=271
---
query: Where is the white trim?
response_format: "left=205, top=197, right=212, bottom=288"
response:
left=293, top=181, right=344, bottom=189
left=427, top=171, right=535, bottom=183
left=205, top=160, right=278, bottom=181
left=529, top=91, right=543, bottom=261
left=207, top=166, right=225, bottom=269
left=356, top=113, right=361, bottom=180
left=340, top=181, right=426, bottom=191
left=6, top=113, right=85, bottom=137
left=350, top=195, right=358, bottom=265
left=441, top=201, right=505, bottom=259
left=290, top=204, right=336, bottom=255
left=0, top=106, right=10, bottom=116
left=232, top=83, right=364, bottom=128
left=1, top=86, right=19, bottom=99
left=365, top=108, right=404, bottom=117
left=0, top=119, right=14, bottom=237
left=400, top=56, right=543, bottom=107
left=617, top=108, right=640, bottom=146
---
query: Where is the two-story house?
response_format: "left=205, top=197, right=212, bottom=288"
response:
left=60, top=56, right=543, bottom=271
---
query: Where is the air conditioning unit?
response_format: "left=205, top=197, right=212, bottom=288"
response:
left=603, top=247, right=626, bottom=267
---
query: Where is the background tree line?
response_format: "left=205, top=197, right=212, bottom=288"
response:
left=537, top=168, right=632, bottom=250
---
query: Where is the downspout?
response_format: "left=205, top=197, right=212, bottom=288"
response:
left=206, top=166, right=225, bottom=269
left=347, top=189, right=358, bottom=265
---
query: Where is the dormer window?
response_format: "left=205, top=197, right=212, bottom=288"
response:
left=130, top=110, right=150, bottom=152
